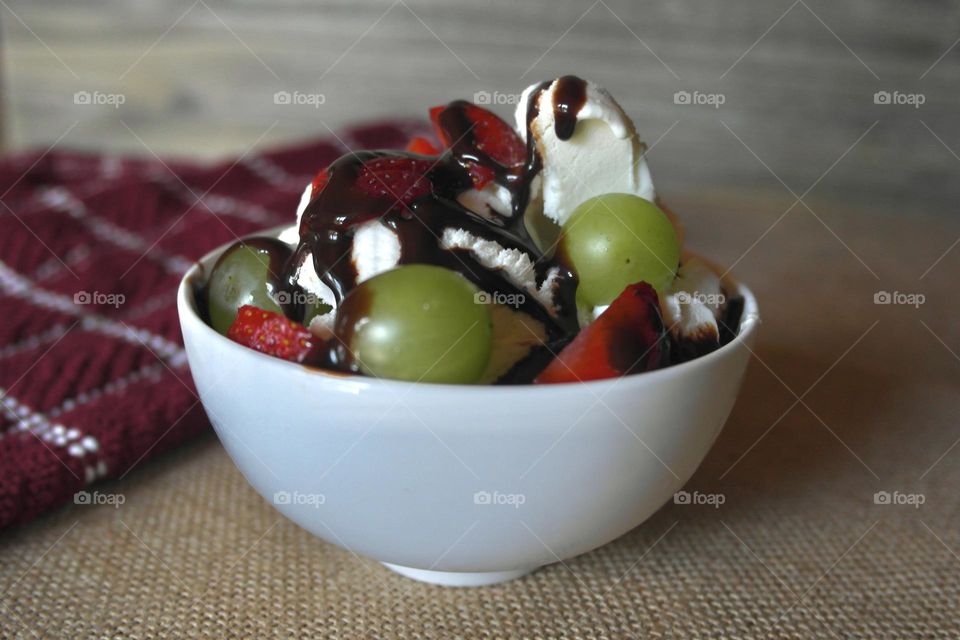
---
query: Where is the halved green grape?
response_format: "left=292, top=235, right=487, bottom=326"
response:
left=559, top=194, right=680, bottom=307
left=207, top=238, right=290, bottom=335
left=335, top=265, right=493, bottom=384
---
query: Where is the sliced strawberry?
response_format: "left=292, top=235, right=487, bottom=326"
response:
left=227, top=305, right=324, bottom=364
left=463, top=104, right=525, bottom=168
left=354, top=156, right=433, bottom=206
left=467, top=164, right=496, bottom=190
left=430, top=103, right=525, bottom=190
left=310, top=168, right=329, bottom=198
left=405, top=136, right=441, bottom=156
left=429, top=105, right=447, bottom=144
left=535, top=283, right=667, bottom=384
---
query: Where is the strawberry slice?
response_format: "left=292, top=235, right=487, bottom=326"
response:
left=310, top=168, right=329, bottom=198
left=535, top=283, right=667, bottom=384
left=405, top=136, right=441, bottom=155
left=354, top=156, right=433, bottom=206
left=461, top=104, right=525, bottom=168
left=466, top=164, right=496, bottom=190
left=227, top=305, right=324, bottom=364
left=430, top=103, right=525, bottom=189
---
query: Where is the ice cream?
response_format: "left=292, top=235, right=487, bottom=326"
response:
left=204, top=75, right=739, bottom=384
left=658, top=257, right=725, bottom=354
left=516, top=77, right=656, bottom=226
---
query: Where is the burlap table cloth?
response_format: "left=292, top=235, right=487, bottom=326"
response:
left=1, top=138, right=957, bottom=635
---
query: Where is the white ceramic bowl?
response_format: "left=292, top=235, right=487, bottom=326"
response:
left=177, top=231, right=759, bottom=586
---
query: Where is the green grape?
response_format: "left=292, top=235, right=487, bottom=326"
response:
left=559, top=194, right=680, bottom=307
left=207, top=238, right=290, bottom=335
left=335, top=265, right=493, bottom=384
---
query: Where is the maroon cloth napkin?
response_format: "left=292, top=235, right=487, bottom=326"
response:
left=0, top=120, right=425, bottom=530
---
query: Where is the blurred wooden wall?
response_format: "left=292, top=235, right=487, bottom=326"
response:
left=2, top=0, right=959, bottom=215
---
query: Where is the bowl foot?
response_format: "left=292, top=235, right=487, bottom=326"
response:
left=382, top=563, right=535, bottom=586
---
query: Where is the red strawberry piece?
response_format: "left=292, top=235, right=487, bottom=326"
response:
left=429, top=105, right=447, bottom=142
left=227, top=305, right=324, bottom=364
left=462, top=104, right=525, bottom=168
left=311, top=168, right=329, bottom=198
left=535, top=283, right=667, bottom=384
left=430, top=103, right=525, bottom=189
left=466, top=164, right=496, bottom=190
left=354, top=156, right=433, bottom=206
left=405, top=136, right=441, bottom=155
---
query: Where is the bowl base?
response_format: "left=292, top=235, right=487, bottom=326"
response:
left=382, top=563, right=535, bottom=586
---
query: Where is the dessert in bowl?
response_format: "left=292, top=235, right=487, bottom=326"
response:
left=178, top=76, right=759, bottom=585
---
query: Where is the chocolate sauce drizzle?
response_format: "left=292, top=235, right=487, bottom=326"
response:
left=199, top=75, right=744, bottom=381
left=552, top=75, right=588, bottom=141
left=281, top=77, right=592, bottom=375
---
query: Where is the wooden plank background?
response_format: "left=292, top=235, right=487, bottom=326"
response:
left=1, top=0, right=958, bottom=215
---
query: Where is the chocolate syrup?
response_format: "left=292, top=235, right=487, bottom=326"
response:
left=552, top=76, right=588, bottom=141
left=199, top=76, right=740, bottom=381
left=292, top=78, right=597, bottom=374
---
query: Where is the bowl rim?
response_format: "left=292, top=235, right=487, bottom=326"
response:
left=178, top=225, right=760, bottom=394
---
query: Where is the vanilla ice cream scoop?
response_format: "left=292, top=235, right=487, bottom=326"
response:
left=515, top=77, right=655, bottom=226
